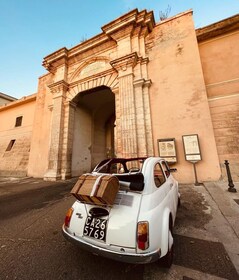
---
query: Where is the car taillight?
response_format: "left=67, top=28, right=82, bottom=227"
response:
left=137, top=221, right=149, bottom=250
left=64, top=208, right=73, bottom=227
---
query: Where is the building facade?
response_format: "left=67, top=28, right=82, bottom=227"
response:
left=0, top=92, right=17, bottom=106
left=0, top=9, right=238, bottom=183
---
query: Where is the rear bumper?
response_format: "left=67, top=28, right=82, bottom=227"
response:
left=62, top=225, right=161, bottom=264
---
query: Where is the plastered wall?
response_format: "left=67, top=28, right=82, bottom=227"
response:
left=146, top=11, right=221, bottom=183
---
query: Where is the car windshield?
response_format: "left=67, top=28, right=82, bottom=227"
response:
left=93, top=158, right=146, bottom=192
left=93, top=158, right=145, bottom=173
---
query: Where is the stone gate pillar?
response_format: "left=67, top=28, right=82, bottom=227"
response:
left=111, top=53, right=138, bottom=158
left=133, top=77, right=154, bottom=157
left=60, top=100, right=76, bottom=179
left=111, top=53, right=154, bottom=158
left=44, top=80, right=68, bottom=181
left=134, top=78, right=148, bottom=156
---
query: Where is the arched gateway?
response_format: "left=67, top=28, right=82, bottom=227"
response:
left=42, top=9, right=155, bottom=180
left=27, top=8, right=223, bottom=183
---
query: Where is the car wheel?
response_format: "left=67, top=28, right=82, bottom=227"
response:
left=160, top=221, right=174, bottom=268
left=177, top=196, right=181, bottom=208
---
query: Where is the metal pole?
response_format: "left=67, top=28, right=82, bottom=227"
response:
left=193, top=162, right=200, bottom=186
left=224, top=160, right=237, bottom=193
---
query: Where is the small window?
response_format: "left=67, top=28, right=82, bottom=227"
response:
left=6, top=140, right=16, bottom=151
left=15, top=116, right=23, bottom=127
left=154, top=163, right=166, bottom=187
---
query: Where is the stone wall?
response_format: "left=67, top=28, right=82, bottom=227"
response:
left=198, top=27, right=239, bottom=181
left=209, top=96, right=239, bottom=181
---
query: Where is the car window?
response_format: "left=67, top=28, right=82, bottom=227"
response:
left=109, top=163, right=125, bottom=174
left=154, top=163, right=166, bottom=187
left=125, top=160, right=143, bottom=173
left=161, top=161, right=170, bottom=178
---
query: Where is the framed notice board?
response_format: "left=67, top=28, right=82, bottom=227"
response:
left=158, top=138, right=177, bottom=163
left=182, top=134, right=202, bottom=162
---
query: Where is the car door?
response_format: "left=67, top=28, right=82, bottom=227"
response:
left=160, top=160, right=178, bottom=218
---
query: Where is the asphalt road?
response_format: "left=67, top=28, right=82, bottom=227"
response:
left=0, top=180, right=146, bottom=280
left=0, top=179, right=238, bottom=280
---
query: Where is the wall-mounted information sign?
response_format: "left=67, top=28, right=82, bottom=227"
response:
left=158, top=138, right=177, bottom=163
left=182, top=134, right=201, bottom=162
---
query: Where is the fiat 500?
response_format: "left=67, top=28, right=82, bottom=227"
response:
left=62, top=157, right=180, bottom=267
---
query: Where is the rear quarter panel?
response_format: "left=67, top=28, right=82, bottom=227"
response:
left=138, top=190, right=174, bottom=256
left=139, top=157, right=179, bottom=256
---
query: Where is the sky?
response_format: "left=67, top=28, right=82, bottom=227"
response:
left=0, top=0, right=238, bottom=99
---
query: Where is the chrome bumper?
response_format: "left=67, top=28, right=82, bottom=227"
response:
left=62, top=226, right=161, bottom=264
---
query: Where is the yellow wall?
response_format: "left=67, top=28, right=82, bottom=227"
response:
left=199, top=31, right=239, bottom=180
left=0, top=96, right=36, bottom=176
left=147, top=11, right=221, bottom=183
left=28, top=74, right=54, bottom=178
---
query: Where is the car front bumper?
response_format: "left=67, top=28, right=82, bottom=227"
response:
left=62, top=225, right=161, bottom=264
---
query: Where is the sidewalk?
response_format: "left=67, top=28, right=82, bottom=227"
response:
left=203, top=180, right=239, bottom=275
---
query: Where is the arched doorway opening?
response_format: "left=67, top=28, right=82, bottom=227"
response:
left=71, top=86, right=115, bottom=176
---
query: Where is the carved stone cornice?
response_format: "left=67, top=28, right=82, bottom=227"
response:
left=110, top=52, right=139, bottom=72
left=138, top=57, right=149, bottom=65
left=42, top=48, right=68, bottom=73
left=133, top=79, right=145, bottom=88
left=48, top=80, right=69, bottom=97
left=144, top=79, right=152, bottom=88
left=102, top=9, right=155, bottom=41
left=133, top=78, right=152, bottom=88
left=108, top=24, right=135, bottom=41
left=102, top=9, right=137, bottom=37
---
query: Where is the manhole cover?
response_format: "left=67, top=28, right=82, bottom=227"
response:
left=174, top=235, right=238, bottom=280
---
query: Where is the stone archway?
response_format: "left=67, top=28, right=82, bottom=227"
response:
left=43, top=9, right=156, bottom=181
left=43, top=59, right=154, bottom=180
left=71, top=86, right=115, bottom=177
left=44, top=70, right=119, bottom=181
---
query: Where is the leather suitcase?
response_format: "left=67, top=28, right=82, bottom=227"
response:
left=71, top=174, right=119, bottom=206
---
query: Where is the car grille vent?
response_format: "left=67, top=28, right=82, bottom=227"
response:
left=114, top=193, right=134, bottom=206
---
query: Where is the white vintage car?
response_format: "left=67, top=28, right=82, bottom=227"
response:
left=62, top=157, right=180, bottom=267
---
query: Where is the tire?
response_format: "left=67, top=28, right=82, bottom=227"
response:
left=177, top=196, right=181, bottom=208
left=160, top=220, right=174, bottom=268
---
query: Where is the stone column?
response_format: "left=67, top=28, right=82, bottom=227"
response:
left=44, top=81, right=68, bottom=181
left=60, top=100, right=76, bottom=180
left=133, top=79, right=147, bottom=156
left=133, top=78, right=154, bottom=157
left=111, top=53, right=138, bottom=158
left=143, top=80, right=154, bottom=156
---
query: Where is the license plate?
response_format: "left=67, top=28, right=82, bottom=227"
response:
left=83, top=216, right=107, bottom=241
